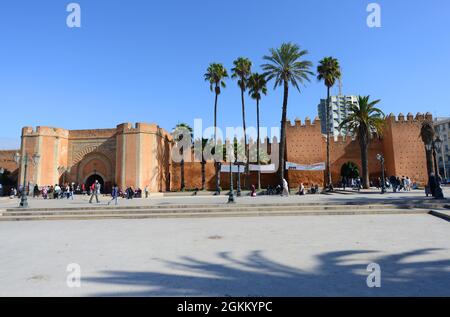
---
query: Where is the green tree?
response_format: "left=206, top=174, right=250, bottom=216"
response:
left=341, top=162, right=360, bottom=179
left=204, top=63, right=228, bottom=193
left=339, top=96, right=385, bottom=189
left=172, top=123, right=193, bottom=191
left=317, top=57, right=342, bottom=190
left=262, top=43, right=313, bottom=184
left=247, top=72, right=268, bottom=190
left=231, top=57, right=252, bottom=187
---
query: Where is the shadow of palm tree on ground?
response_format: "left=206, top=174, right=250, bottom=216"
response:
left=85, top=248, right=450, bottom=296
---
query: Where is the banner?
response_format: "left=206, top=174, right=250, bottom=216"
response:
left=220, top=164, right=245, bottom=173
left=249, top=164, right=276, bottom=172
left=221, top=164, right=276, bottom=173
left=286, top=162, right=326, bottom=171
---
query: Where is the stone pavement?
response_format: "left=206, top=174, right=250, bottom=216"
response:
left=0, top=213, right=448, bottom=296
left=1, top=187, right=449, bottom=210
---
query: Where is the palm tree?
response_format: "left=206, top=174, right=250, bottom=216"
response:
left=317, top=57, right=342, bottom=190
left=194, top=138, right=211, bottom=191
left=339, top=96, right=385, bottom=189
left=420, top=120, right=435, bottom=178
left=248, top=72, right=268, bottom=190
left=172, top=123, right=193, bottom=191
left=231, top=57, right=252, bottom=187
left=204, top=63, right=228, bottom=193
left=262, top=43, right=313, bottom=185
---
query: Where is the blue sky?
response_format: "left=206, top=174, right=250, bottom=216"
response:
left=0, top=0, right=449, bottom=149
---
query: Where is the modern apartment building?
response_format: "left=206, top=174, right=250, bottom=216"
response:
left=318, top=95, right=359, bottom=137
left=434, top=117, right=450, bottom=180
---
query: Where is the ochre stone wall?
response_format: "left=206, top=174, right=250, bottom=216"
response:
left=284, top=113, right=430, bottom=188
left=11, top=112, right=430, bottom=192
left=285, top=117, right=326, bottom=188
left=17, top=122, right=173, bottom=192
left=0, top=150, right=19, bottom=182
left=382, top=113, right=430, bottom=184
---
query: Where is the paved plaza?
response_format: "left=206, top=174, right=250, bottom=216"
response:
left=0, top=188, right=449, bottom=297
left=0, top=213, right=449, bottom=297
left=1, top=187, right=449, bottom=210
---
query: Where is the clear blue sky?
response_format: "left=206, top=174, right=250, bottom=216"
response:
left=1, top=0, right=449, bottom=149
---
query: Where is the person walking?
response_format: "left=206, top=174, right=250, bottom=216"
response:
left=54, top=184, right=61, bottom=199
left=89, top=180, right=101, bottom=204
left=69, top=183, right=75, bottom=200
left=144, top=186, right=149, bottom=198
left=282, top=178, right=289, bottom=197
left=33, top=184, right=39, bottom=198
left=108, top=184, right=119, bottom=206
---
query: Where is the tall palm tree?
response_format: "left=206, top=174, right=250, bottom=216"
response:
left=317, top=57, right=342, bottom=190
left=339, top=96, right=385, bottom=189
left=172, top=123, right=193, bottom=191
left=231, top=57, right=252, bottom=187
left=204, top=63, right=228, bottom=193
left=262, top=43, right=313, bottom=185
left=248, top=72, right=268, bottom=190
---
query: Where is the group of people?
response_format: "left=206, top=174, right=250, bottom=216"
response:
left=340, top=177, right=363, bottom=191
left=386, top=175, right=415, bottom=192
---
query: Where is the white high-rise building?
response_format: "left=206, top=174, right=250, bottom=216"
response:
left=433, top=117, right=450, bottom=181
left=318, top=95, right=359, bottom=137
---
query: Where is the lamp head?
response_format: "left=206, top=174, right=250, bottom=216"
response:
left=434, top=136, right=442, bottom=150
left=13, top=152, right=21, bottom=164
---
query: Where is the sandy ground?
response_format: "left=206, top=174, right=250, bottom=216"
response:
left=0, top=213, right=449, bottom=297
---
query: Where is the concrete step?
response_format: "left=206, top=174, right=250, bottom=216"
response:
left=0, top=208, right=431, bottom=222
left=1, top=204, right=436, bottom=217
left=4, top=201, right=447, bottom=213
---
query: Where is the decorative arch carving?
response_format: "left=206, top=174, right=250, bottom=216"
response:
left=76, top=151, right=114, bottom=184
left=72, top=145, right=115, bottom=166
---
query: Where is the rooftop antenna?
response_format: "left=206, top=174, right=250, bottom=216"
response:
left=338, top=74, right=343, bottom=96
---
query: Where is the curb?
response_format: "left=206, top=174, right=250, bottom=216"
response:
left=429, top=210, right=450, bottom=222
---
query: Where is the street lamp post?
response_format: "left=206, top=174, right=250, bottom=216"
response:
left=14, top=152, right=40, bottom=208
left=228, top=161, right=235, bottom=204
left=0, top=167, right=4, bottom=197
left=432, top=137, right=444, bottom=199
left=235, top=162, right=246, bottom=197
left=376, top=154, right=386, bottom=194
left=439, top=140, right=447, bottom=181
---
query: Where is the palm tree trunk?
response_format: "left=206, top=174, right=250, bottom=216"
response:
left=425, top=148, right=434, bottom=177
left=359, top=129, right=370, bottom=189
left=256, top=98, right=261, bottom=190
left=201, top=159, right=206, bottom=190
left=214, top=86, right=220, bottom=193
left=278, top=80, right=289, bottom=185
left=180, top=157, right=185, bottom=191
left=326, top=86, right=333, bottom=189
left=241, top=86, right=248, bottom=190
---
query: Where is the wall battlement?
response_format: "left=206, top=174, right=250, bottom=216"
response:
left=386, top=112, right=432, bottom=123
left=22, top=126, right=69, bottom=138
left=116, top=122, right=172, bottom=140
left=286, top=116, right=321, bottom=128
